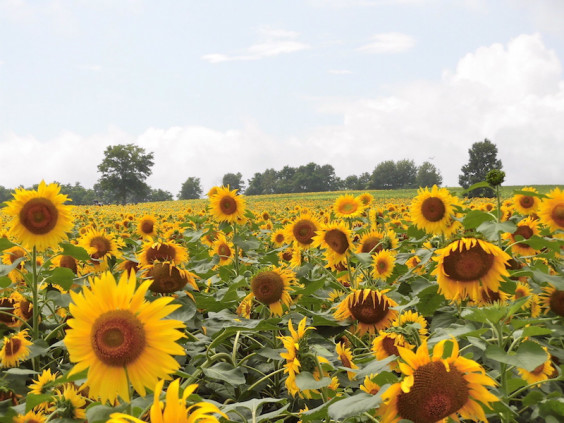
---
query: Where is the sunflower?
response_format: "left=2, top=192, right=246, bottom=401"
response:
left=372, top=249, right=396, bottom=280
left=517, top=346, right=555, bottom=386
left=200, top=228, right=219, bottom=247
left=358, top=193, right=374, bottom=207
left=512, top=187, right=541, bottom=215
left=334, top=289, right=398, bottom=336
left=4, top=181, right=74, bottom=251
left=284, top=212, right=320, bottom=249
left=49, top=384, right=87, bottom=420
left=12, top=411, right=47, bottom=423
left=0, top=330, right=32, bottom=367
left=0, top=295, right=19, bottom=328
left=432, top=238, right=511, bottom=303
left=336, top=342, right=358, bottom=380
left=502, top=216, right=540, bottom=256
left=109, top=379, right=226, bottom=423
left=211, top=233, right=235, bottom=266
left=136, top=215, right=158, bottom=239
left=239, top=266, right=295, bottom=316
left=116, top=259, right=140, bottom=277
left=470, top=288, right=510, bottom=306
left=312, top=221, right=353, bottom=266
left=538, top=187, right=564, bottom=232
left=360, top=374, right=381, bottom=396
left=540, top=284, right=564, bottom=317
left=51, top=253, right=82, bottom=276
left=11, top=291, right=33, bottom=325
left=355, top=229, right=398, bottom=255
left=63, top=271, right=186, bottom=403
left=78, top=228, right=123, bottom=268
left=29, top=368, right=58, bottom=395
left=372, top=332, right=413, bottom=365
left=2, top=246, right=27, bottom=283
left=333, top=194, right=367, bottom=219
left=279, top=318, right=315, bottom=398
left=270, top=229, right=287, bottom=247
left=208, top=186, right=246, bottom=223
left=145, top=262, right=198, bottom=293
left=380, top=339, right=498, bottom=423
left=410, top=185, right=457, bottom=236
left=137, top=239, right=188, bottom=268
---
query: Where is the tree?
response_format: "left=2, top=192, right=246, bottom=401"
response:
left=0, top=185, right=13, bottom=203
left=222, top=172, right=244, bottom=192
left=178, top=177, right=203, bottom=200
left=369, top=161, right=398, bottom=189
left=97, top=144, right=155, bottom=204
left=395, top=159, right=417, bottom=189
left=459, top=139, right=503, bottom=197
left=149, top=189, right=173, bottom=202
left=416, top=161, right=443, bottom=187
left=59, top=182, right=97, bottom=205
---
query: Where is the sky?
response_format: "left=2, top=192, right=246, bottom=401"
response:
left=1, top=0, right=564, bottom=196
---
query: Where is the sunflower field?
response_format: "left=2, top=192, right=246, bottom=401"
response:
left=0, top=182, right=563, bottom=423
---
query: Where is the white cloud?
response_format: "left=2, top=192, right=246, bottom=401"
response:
left=202, top=26, right=310, bottom=63
left=328, top=69, right=353, bottom=74
left=356, top=32, right=416, bottom=54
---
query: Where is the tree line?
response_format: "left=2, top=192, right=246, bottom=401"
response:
left=0, top=139, right=502, bottom=204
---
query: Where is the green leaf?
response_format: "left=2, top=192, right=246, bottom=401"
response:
left=461, top=181, right=492, bottom=196
left=530, top=270, right=564, bottom=290
left=25, top=394, right=54, bottom=412
left=295, top=372, right=332, bottom=390
left=461, top=306, right=506, bottom=324
left=202, top=362, right=245, bottom=386
left=0, top=257, right=25, bottom=277
left=233, top=234, right=261, bottom=251
left=415, top=285, right=444, bottom=316
left=47, top=267, right=76, bottom=291
left=477, top=220, right=517, bottom=241
left=462, top=210, right=495, bottom=229
left=485, top=341, right=548, bottom=371
left=328, top=390, right=385, bottom=420
left=4, top=368, right=38, bottom=375
left=522, top=326, right=553, bottom=338
left=59, top=242, right=91, bottom=261
left=0, top=276, right=12, bottom=288
left=86, top=404, right=128, bottom=423
left=0, top=238, right=16, bottom=252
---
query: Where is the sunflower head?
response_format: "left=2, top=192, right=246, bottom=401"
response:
left=539, top=187, right=564, bottom=232
left=284, top=212, right=320, bottom=248
left=136, top=215, right=157, bottom=239
left=4, top=181, right=74, bottom=251
left=138, top=239, right=188, bottom=268
left=333, top=194, right=367, bottom=218
left=312, top=221, right=352, bottom=266
left=248, top=266, right=295, bottom=316
left=208, top=186, right=246, bottom=223
left=146, top=262, right=198, bottom=293
left=410, top=185, right=457, bottom=236
left=0, top=330, right=32, bottom=368
left=512, top=187, right=540, bottom=215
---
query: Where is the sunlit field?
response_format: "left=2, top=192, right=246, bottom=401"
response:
left=0, top=183, right=563, bottom=423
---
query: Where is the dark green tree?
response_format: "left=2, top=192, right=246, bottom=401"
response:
left=416, top=161, right=443, bottom=187
left=395, top=159, right=417, bottom=189
left=178, top=177, right=203, bottom=199
left=96, top=144, right=155, bottom=204
left=245, top=169, right=277, bottom=195
left=459, top=139, right=503, bottom=197
left=343, top=175, right=360, bottom=190
left=369, top=161, right=397, bottom=190
left=222, top=172, right=245, bottom=192
left=149, top=188, right=174, bottom=202
left=0, top=185, right=13, bottom=203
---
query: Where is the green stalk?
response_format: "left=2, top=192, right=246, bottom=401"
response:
left=233, top=223, right=240, bottom=276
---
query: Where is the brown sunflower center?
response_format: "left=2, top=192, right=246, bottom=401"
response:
left=324, top=229, right=349, bottom=254
left=514, top=287, right=527, bottom=299
left=549, top=289, right=564, bottom=317
left=293, top=220, right=316, bottom=245
left=442, top=243, right=495, bottom=282
left=140, top=220, right=154, bottom=234
left=251, top=271, right=285, bottom=305
left=376, top=259, right=389, bottom=273
left=282, top=251, right=293, bottom=261
left=90, top=310, right=146, bottom=367
left=148, top=263, right=188, bottom=293
left=4, top=337, right=21, bottom=357
left=381, top=335, right=400, bottom=356
left=396, top=361, right=469, bottom=423
left=59, top=255, right=78, bottom=274
left=122, top=260, right=139, bottom=275
left=514, top=225, right=533, bottom=241
left=361, top=236, right=382, bottom=254
left=421, top=197, right=446, bottom=222
left=219, top=196, right=238, bottom=215
left=275, top=233, right=285, bottom=243
left=519, top=195, right=535, bottom=209
left=349, top=292, right=390, bottom=324
left=19, top=198, right=59, bottom=235
left=145, top=244, right=177, bottom=263
left=339, top=202, right=358, bottom=214
left=551, top=204, right=564, bottom=228
left=17, top=299, right=33, bottom=321
left=90, top=236, right=111, bottom=259
left=218, top=244, right=232, bottom=258
left=531, top=363, right=546, bottom=375
left=0, top=298, right=16, bottom=325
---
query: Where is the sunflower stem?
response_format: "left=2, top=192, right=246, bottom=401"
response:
left=233, top=223, right=240, bottom=276
left=246, top=367, right=285, bottom=392
left=31, top=246, right=40, bottom=371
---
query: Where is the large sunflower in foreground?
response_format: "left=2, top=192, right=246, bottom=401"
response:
left=432, top=238, right=511, bottom=302
left=5, top=181, right=74, bottom=251
left=312, top=221, right=353, bottom=266
left=538, top=187, right=564, bottom=232
left=334, top=289, right=398, bottom=335
left=333, top=194, right=367, bottom=219
left=64, top=271, right=186, bottom=404
left=380, top=339, right=498, bottom=423
left=410, top=185, right=457, bottom=236
left=208, top=186, right=246, bottom=223
left=108, top=379, right=226, bottom=423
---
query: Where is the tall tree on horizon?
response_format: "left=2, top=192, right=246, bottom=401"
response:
left=459, top=139, right=503, bottom=197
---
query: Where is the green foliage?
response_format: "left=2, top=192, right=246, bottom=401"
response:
left=222, top=172, right=245, bottom=192
left=459, top=138, right=503, bottom=197
left=416, top=161, right=443, bottom=187
left=96, top=143, right=155, bottom=204
left=178, top=176, right=203, bottom=199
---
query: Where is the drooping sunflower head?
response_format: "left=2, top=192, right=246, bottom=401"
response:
left=538, top=187, right=564, bottom=232
left=49, top=384, right=87, bottom=421
left=136, top=215, right=157, bottom=239
left=502, top=216, right=540, bottom=256
left=312, top=221, right=353, bottom=266
left=0, top=329, right=32, bottom=368
left=512, top=187, right=541, bottom=215
left=145, top=261, right=198, bottom=293
left=333, top=194, right=367, bottom=218
left=380, top=339, right=499, bottom=423
left=372, top=331, right=413, bottom=363
left=336, top=342, right=359, bottom=380
left=247, top=266, right=295, bottom=316
left=517, top=345, right=555, bottom=386
left=208, top=186, right=246, bottom=223
left=372, top=249, right=396, bottom=280
left=410, top=185, right=457, bottom=236
left=4, top=181, right=74, bottom=251
left=52, top=254, right=80, bottom=275
left=64, top=271, right=186, bottom=404
left=432, top=238, right=511, bottom=303
left=284, top=212, right=320, bottom=249
left=137, top=239, right=188, bottom=268
left=334, top=289, right=398, bottom=336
